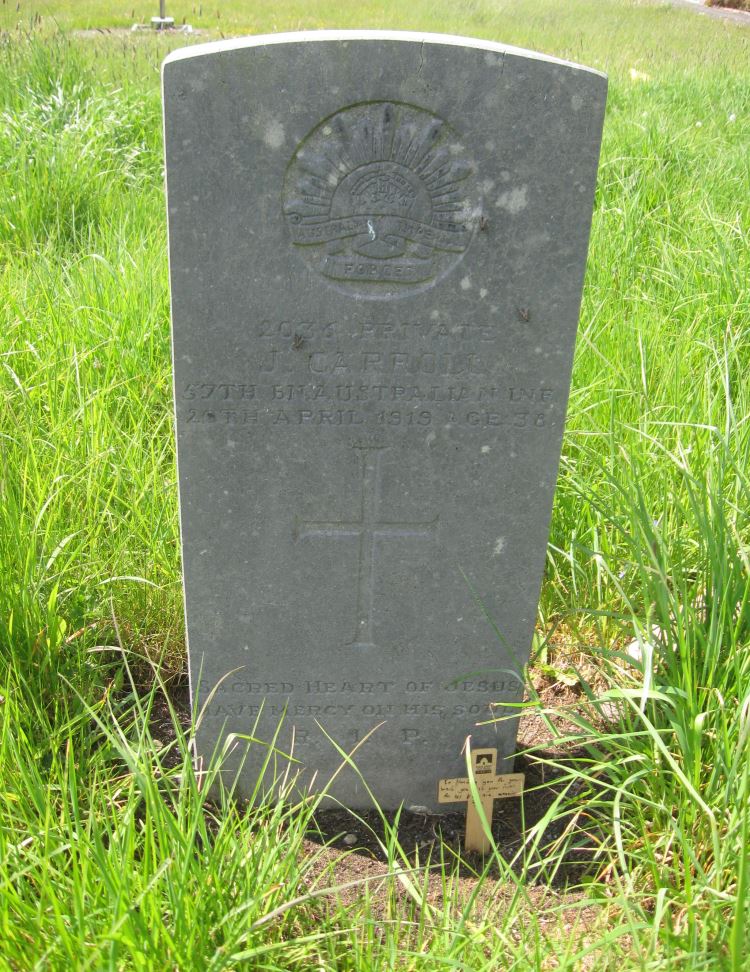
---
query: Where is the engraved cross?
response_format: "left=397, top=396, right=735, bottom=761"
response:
left=295, top=446, right=438, bottom=649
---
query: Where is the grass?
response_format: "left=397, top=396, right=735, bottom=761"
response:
left=1, top=0, right=749, bottom=78
left=1, top=2, right=749, bottom=968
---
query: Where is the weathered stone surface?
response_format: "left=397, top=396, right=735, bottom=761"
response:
left=163, top=31, right=606, bottom=809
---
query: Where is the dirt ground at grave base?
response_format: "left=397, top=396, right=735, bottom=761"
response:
left=296, top=739, right=602, bottom=923
left=144, top=639, right=614, bottom=926
left=295, top=850, right=605, bottom=951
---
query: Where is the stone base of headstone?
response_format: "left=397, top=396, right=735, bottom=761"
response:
left=132, top=19, right=193, bottom=33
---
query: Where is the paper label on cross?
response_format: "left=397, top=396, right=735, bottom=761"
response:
left=296, top=445, right=438, bottom=649
left=438, top=774, right=525, bottom=802
left=438, top=747, right=524, bottom=853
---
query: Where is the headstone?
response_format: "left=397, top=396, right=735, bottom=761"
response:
left=162, top=31, right=606, bottom=810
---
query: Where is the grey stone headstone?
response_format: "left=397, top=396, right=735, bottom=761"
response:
left=163, top=31, right=606, bottom=810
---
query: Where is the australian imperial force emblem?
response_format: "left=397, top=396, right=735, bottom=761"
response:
left=282, top=102, right=479, bottom=297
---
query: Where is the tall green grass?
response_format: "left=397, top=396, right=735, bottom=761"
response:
left=0, top=12, right=749, bottom=969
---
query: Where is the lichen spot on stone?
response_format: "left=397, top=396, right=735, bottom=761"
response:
left=495, top=185, right=528, bottom=215
left=264, top=119, right=285, bottom=150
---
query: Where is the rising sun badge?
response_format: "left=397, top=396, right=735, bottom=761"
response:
left=283, top=102, right=479, bottom=297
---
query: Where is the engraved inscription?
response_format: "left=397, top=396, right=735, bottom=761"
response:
left=213, top=676, right=523, bottom=696
left=295, top=445, right=438, bottom=649
left=211, top=701, right=506, bottom=720
left=283, top=102, right=479, bottom=297
left=208, top=674, right=524, bottom=724
left=180, top=379, right=556, bottom=432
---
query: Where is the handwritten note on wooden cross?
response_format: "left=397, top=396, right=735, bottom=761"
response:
left=438, top=747, right=524, bottom=853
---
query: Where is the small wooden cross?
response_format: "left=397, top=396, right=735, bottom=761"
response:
left=438, top=747, right=524, bottom=853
